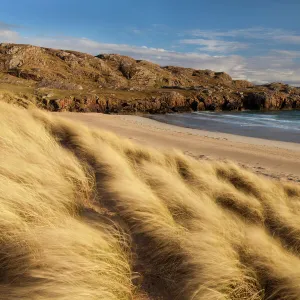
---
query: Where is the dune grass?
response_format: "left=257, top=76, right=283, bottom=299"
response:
left=1, top=101, right=300, bottom=299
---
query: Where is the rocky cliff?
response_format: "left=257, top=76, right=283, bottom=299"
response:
left=0, top=43, right=299, bottom=113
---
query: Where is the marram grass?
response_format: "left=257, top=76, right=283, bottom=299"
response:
left=1, top=101, right=300, bottom=299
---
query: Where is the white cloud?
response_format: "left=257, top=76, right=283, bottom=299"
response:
left=188, top=27, right=285, bottom=39
left=187, top=27, right=300, bottom=44
left=0, top=29, right=19, bottom=41
left=180, top=38, right=248, bottom=52
left=275, top=35, right=300, bottom=44
left=238, top=52, right=300, bottom=85
left=271, top=50, right=300, bottom=58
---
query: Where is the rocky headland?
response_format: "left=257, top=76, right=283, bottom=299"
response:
left=0, top=43, right=300, bottom=113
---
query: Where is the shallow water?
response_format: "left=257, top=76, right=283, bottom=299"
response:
left=150, top=110, right=300, bottom=143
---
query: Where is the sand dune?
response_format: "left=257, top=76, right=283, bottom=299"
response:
left=1, top=102, right=300, bottom=299
left=58, top=112, right=300, bottom=182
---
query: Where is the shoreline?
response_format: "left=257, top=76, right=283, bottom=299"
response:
left=147, top=111, right=300, bottom=144
left=56, top=112, right=300, bottom=183
left=142, top=114, right=300, bottom=151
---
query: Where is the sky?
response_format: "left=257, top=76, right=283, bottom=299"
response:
left=0, top=0, right=300, bottom=85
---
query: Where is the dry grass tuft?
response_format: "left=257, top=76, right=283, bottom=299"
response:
left=1, top=101, right=300, bottom=299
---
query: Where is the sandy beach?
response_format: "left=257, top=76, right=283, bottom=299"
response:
left=58, top=112, right=300, bottom=183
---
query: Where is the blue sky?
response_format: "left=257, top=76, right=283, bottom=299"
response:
left=1, top=0, right=300, bottom=84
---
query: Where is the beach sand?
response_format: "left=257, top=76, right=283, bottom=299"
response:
left=57, top=112, right=300, bottom=183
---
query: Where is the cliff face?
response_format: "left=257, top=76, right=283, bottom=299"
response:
left=0, top=43, right=300, bottom=113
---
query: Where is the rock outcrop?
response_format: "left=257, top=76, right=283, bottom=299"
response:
left=0, top=43, right=299, bottom=113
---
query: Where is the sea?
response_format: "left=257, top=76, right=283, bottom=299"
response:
left=149, top=110, right=300, bottom=143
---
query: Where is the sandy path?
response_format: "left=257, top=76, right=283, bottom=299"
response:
left=57, top=112, right=300, bottom=182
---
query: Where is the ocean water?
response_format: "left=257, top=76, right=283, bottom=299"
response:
left=150, top=110, right=300, bottom=143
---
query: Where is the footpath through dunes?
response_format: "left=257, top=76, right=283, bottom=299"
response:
left=2, top=102, right=300, bottom=299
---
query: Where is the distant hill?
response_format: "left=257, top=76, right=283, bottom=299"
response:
left=0, top=43, right=300, bottom=113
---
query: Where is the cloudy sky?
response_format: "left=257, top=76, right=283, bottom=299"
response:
left=1, top=0, right=300, bottom=85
